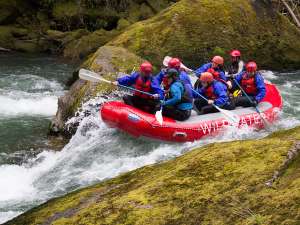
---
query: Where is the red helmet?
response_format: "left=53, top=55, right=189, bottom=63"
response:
left=230, top=50, right=241, bottom=57
left=246, top=61, right=257, bottom=73
left=212, top=56, right=224, bottom=65
left=168, top=58, right=181, bottom=69
left=140, top=62, right=153, bottom=74
left=200, top=72, right=214, bottom=83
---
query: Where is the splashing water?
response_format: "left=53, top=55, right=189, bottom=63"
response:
left=0, top=60, right=299, bottom=223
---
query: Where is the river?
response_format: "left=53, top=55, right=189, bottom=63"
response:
left=0, top=54, right=299, bottom=223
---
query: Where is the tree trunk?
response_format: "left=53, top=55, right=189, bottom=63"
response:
left=281, top=0, right=300, bottom=28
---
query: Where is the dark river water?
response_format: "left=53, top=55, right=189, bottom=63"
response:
left=0, top=53, right=299, bottom=223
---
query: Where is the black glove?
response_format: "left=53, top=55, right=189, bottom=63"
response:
left=251, top=100, right=258, bottom=107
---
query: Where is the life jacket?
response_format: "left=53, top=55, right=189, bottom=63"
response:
left=241, top=73, right=257, bottom=95
left=165, top=81, right=192, bottom=104
left=204, top=83, right=217, bottom=100
left=134, top=75, right=152, bottom=99
left=162, top=76, right=170, bottom=90
left=206, top=68, right=227, bottom=87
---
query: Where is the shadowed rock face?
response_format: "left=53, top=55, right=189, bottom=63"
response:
left=6, top=126, right=300, bottom=225
left=0, top=0, right=176, bottom=59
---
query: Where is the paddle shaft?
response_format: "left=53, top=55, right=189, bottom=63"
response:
left=232, top=78, right=261, bottom=114
left=232, top=78, right=270, bottom=128
left=116, top=83, right=154, bottom=97
left=192, top=89, right=219, bottom=110
left=81, top=69, right=155, bottom=97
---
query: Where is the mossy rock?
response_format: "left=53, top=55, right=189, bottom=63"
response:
left=117, top=18, right=131, bottom=31
left=52, top=1, right=79, bottom=20
left=13, top=40, right=40, bottom=53
left=7, top=126, right=300, bottom=225
left=46, top=29, right=68, bottom=40
left=0, top=26, right=14, bottom=48
left=50, top=46, right=144, bottom=135
left=63, top=29, right=120, bottom=60
left=109, top=0, right=300, bottom=70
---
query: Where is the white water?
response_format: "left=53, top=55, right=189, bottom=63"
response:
left=0, top=71, right=300, bottom=223
left=0, top=74, right=64, bottom=117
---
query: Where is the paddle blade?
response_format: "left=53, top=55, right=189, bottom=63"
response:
left=163, top=56, right=172, bottom=67
left=216, top=106, right=240, bottom=125
left=155, top=110, right=163, bottom=125
left=163, top=56, right=193, bottom=73
left=79, top=69, right=112, bottom=85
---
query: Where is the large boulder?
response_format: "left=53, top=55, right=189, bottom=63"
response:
left=49, top=45, right=144, bottom=136
left=6, top=126, right=300, bottom=224
left=109, top=0, right=300, bottom=70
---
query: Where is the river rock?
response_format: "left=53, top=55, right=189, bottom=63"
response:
left=109, top=0, right=300, bottom=70
left=49, top=45, right=144, bottom=136
left=6, top=126, right=300, bottom=225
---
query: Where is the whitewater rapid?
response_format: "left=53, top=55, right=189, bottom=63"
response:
left=0, top=74, right=63, bottom=117
left=0, top=70, right=300, bottom=223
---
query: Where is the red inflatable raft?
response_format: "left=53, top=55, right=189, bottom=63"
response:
left=101, top=82, right=282, bottom=142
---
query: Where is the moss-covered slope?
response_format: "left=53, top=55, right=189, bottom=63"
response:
left=7, top=126, right=300, bottom=225
left=109, top=0, right=300, bottom=70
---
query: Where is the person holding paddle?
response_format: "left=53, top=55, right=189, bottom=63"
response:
left=194, top=55, right=233, bottom=89
left=194, top=72, right=235, bottom=115
left=112, top=62, right=163, bottom=114
left=233, top=61, right=266, bottom=107
left=154, top=57, right=193, bottom=91
left=160, top=69, right=193, bottom=121
left=227, top=50, right=245, bottom=77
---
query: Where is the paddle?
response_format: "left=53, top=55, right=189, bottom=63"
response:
left=232, top=78, right=271, bottom=130
left=162, top=57, right=240, bottom=125
left=155, top=103, right=164, bottom=125
left=79, top=69, right=155, bottom=97
left=79, top=69, right=164, bottom=124
left=192, top=89, right=240, bottom=125
left=163, top=56, right=194, bottom=73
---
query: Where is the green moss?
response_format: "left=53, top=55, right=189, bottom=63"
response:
left=63, top=29, right=120, bottom=60
left=46, top=29, right=68, bottom=39
left=117, top=18, right=131, bottom=31
left=108, top=0, right=300, bottom=70
left=52, top=2, right=79, bottom=20
left=61, top=46, right=144, bottom=118
left=0, top=26, right=14, bottom=48
left=7, top=126, right=300, bottom=225
left=13, top=40, right=39, bottom=53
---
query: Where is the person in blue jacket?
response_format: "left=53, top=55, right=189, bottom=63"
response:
left=161, top=69, right=193, bottom=121
left=233, top=61, right=266, bottom=107
left=154, top=57, right=193, bottom=91
left=113, top=62, right=163, bottom=114
left=194, top=72, right=235, bottom=114
left=194, top=55, right=232, bottom=89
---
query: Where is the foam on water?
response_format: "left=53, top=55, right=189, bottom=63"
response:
left=1, top=70, right=300, bottom=223
left=0, top=73, right=64, bottom=118
left=0, top=211, right=22, bottom=224
left=0, top=74, right=62, bottom=93
left=0, top=95, right=58, bottom=117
